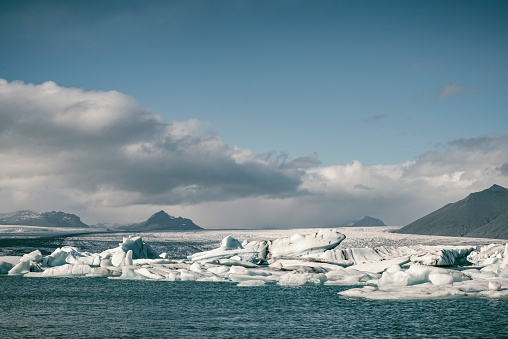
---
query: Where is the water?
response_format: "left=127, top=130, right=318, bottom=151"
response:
left=1, top=276, right=507, bottom=338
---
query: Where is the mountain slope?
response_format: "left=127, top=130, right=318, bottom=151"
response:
left=121, top=210, right=202, bottom=231
left=0, top=210, right=89, bottom=228
left=396, top=184, right=508, bottom=239
left=351, top=216, right=386, bottom=227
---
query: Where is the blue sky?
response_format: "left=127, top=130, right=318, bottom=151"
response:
left=0, top=1, right=507, bottom=227
left=2, top=0, right=506, bottom=166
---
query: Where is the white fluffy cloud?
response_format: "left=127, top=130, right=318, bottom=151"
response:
left=1, top=79, right=507, bottom=228
left=178, top=139, right=508, bottom=228
left=0, top=79, right=303, bottom=221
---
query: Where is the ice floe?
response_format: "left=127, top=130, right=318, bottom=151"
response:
left=2, top=230, right=508, bottom=299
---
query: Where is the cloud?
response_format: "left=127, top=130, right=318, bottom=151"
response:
left=447, top=135, right=508, bottom=150
left=436, top=83, right=464, bottom=98
left=290, top=136, right=508, bottom=227
left=173, top=137, right=508, bottom=228
left=280, top=153, right=321, bottom=170
left=499, top=163, right=508, bottom=176
left=354, top=184, right=374, bottom=190
left=1, top=79, right=507, bottom=228
left=436, top=83, right=479, bottom=98
left=0, top=79, right=306, bottom=217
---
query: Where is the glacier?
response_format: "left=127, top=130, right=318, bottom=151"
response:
left=1, top=229, right=508, bottom=299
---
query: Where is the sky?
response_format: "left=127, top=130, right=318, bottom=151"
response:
left=0, top=0, right=507, bottom=228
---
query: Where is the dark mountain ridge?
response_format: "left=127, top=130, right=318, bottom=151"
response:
left=340, top=216, right=386, bottom=227
left=395, top=184, right=508, bottom=239
left=351, top=216, right=386, bottom=227
left=120, top=210, right=202, bottom=231
left=0, top=210, right=89, bottom=228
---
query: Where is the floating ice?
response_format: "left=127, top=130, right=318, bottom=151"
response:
left=2, top=228, right=508, bottom=299
left=268, top=229, right=346, bottom=258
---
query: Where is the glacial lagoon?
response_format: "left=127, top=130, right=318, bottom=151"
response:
left=1, top=226, right=508, bottom=338
left=1, top=276, right=508, bottom=338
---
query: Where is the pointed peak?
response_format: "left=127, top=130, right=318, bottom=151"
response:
left=487, top=184, right=507, bottom=192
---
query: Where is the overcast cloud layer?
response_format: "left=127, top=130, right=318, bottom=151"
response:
left=1, top=79, right=507, bottom=228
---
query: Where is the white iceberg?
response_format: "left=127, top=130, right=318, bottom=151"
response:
left=188, top=228, right=346, bottom=263
left=2, top=227, right=508, bottom=300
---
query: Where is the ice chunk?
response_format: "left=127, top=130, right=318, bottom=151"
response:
left=188, top=229, right=345, bottom=263
left=205, top=259, right=259, bottom=268
left=237, top=280, right=265, bottom=287
left=135, top=267, right=165, bottom=280
left=120, top=236, right=159, bottom=259
left=220, top=236, right=243, bottom=250
left=207, top=265, right=230, bottom=276
left=100, top=258, right=113, bottom=267
left=410, top=246, right=474, bottom=266
left=428, top=273, right=454, bottom=285
left=111, top=251, right=126, bottom=267
left=502, top=243, right=508, bottom=269
left=180, top=271, right=199, bottom=281
left=339, top=284, right=469, bottom=300
left=339, top=277, right=508, bottom=300
left=268, top=229, right=345, bottom=258
left=269, top=259, right=343, bottom=273
left=316, top=250, right=354, bottom=267
left=347, top=256, right=410, bottom=274
left=41, top=264, right=94, bottom=277
left=46, top=247, right=95, bottom=267
left=21, top=250, right=43, bottom=263
left=8, top=260, right=32, bottom=275
left=115, top=266, right=145, bottom=280
left=188, top=236, right=260, bottom=263
left=277, top=272, right=326, bottom=286
left=325, top=268, right=378, bottom=285
left=489, top=281, right=502, bottom=291
left=377, top=264, right=467, bottom=287
left=468, top=243, right=507, bottom=266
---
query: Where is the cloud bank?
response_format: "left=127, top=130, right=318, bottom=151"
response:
left=0, top=79, right=303, bottom=219
left=1, top=79, right=507, bottom=228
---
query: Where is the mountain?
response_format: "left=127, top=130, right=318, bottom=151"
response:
left=121, top=210, right=202, bottom=231
left=340, top=216, right=386, bottom=227
left=395, top=184, right=508, bottom=239
left=351, top=216, right=386, bottom=227
left=0, top=210, right=89, bottom=228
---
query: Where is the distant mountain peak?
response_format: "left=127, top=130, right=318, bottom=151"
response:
left=121, top=210, right=202, bottom=231
left=487, top=184, right=507, bottom=192
left=351, top=216, right=386, bottom=227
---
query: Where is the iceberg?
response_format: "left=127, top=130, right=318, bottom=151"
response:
left=268, top=229, right=346, bottom=258
left=1, top=227, right=508, bottom=300
left=188, top=228, right=345, bottom=263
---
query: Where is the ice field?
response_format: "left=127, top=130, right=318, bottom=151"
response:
left=1, top=225, right=507, bottom=300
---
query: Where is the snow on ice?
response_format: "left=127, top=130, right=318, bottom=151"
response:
left=1, top=230, right=508, bottom=299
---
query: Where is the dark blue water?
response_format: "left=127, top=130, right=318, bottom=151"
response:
left=1, top=277, right=507, bottom=338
